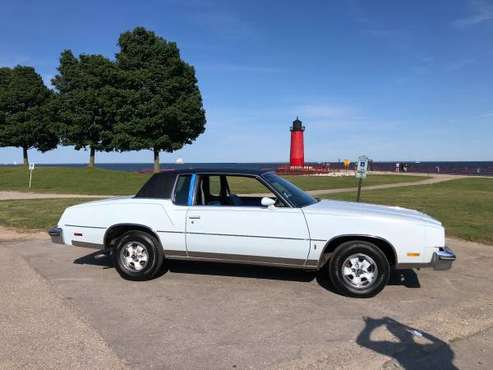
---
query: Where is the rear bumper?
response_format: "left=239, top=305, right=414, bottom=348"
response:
left=431, top=246, right=456, bottom=270
left=48, top=227, right=64, bottom=244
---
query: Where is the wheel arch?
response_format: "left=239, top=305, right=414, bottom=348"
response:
left=104, top=223, right=162, bottom=251
left=319, top=234, right=397, bottom=268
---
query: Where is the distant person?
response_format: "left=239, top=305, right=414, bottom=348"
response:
left=403, top=163, right=408, bottom=172
left=396, top=162, right=400, bottom=173
left=477, top=168, right=481, bottom=174
left=436, top=166, right=440, bottom=174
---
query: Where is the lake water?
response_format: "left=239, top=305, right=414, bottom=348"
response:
left=3, top=161, right=492, bottom=176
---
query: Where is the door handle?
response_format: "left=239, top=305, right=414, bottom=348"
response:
left=189, top=216, right=201, bottom=220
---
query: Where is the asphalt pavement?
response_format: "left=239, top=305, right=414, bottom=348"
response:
left=1, top=237, right=492, bottom=369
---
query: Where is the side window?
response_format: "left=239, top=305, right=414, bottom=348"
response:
left=174, top=175, right=191, bottom=205
left=208, top=176, right=221, bottom=196
left=226, top=176, right=274, bottom=196
left=194, top=175, right=283, bottom=207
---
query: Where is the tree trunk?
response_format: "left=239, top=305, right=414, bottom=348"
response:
left=22, top=146, right=29, bottom=167
left=153, top=148, right=160, bottom=173
left=88, top=146, right=96, bottom=168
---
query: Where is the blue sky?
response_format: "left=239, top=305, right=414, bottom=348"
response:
left=1, top=0, right=492, bottom=164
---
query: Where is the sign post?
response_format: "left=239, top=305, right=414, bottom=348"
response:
left=28, top=163, right=35, bottom=189
left=355, top=156, right=368, bottom=202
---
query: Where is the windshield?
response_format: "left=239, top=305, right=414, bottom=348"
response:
left=263, top=173, right=318, bottom=208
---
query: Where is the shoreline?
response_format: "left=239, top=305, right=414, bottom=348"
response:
left=1, top=161, right=492, bottom=176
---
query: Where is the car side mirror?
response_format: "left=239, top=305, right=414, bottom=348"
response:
left=261, top=197, right=276, bottom=208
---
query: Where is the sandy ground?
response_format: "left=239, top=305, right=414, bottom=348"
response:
left=1, top=235, right=492, bottom=369
left=0, top=226, right=48, bottom=242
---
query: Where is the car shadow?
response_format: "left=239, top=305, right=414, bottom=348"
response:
left=73, top=250, right=113, bottom=268
left=316, top=267, right=420, bottom=295
left=73, top=252, right=420, bottom=291
left=389, top=269, right=421, bottom=288
left=167, top=260, right=316, bottom=282
left=356, top=316, right=457, bottom=369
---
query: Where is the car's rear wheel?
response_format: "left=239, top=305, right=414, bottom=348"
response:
left=113, top=231, right=164, bottom=281
left=328, top=240, right=390, bottom=298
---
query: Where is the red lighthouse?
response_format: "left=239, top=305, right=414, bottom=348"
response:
left=289, top=117, right=305, bottom=167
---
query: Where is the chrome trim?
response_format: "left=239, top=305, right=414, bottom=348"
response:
left=158, top=229, right=323, bottom=243
left=164, top=250, right=188, bottom=257
left=432, top=246, right=456, bottom=270
left=187, top=231, right=308, bottom=241
left=72, top=240, right=104, bottom=249
left=170, top=173, right=181, bottom=205
left=65, top=224, right=107, bottom=230
left=166, top=250, right=319, bottom=269
left=48, top=227, right=64, bottom=244
left=396, top=246, right=456, bottom=270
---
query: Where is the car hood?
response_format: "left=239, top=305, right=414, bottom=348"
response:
left=303, top=199, right=441, bottom=226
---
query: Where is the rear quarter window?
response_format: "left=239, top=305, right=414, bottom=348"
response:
left=174, top=175, right=191, bottom=205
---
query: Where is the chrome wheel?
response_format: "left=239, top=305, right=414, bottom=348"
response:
left=120, top=241, right=149, bottom=272
left=341, top=253, right=378, bottom=289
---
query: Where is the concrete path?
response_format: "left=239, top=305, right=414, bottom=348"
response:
left=247, top=174, right=466, bottom=197
left=1, top=235, right=493, bottom=369
left=0, top=191, right=108, bottom=200
left=308, top=174, right=465, bottom=196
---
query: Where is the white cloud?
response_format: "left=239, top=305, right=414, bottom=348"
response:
left=445, top=58, right=476, bottom=71
left=0, top=55, right=31, bottom=67
left=199, top=63, right=284, bottom=73
left=295, top=104, right=358, bottom=121
left=480, top=111, right=493, bottom=118
left=453, top=0, right=493, bottom=27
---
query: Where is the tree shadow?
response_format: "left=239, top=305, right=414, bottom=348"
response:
left=357, top=316, right=457, bottom=369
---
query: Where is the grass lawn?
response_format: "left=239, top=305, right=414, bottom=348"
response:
left=0, top=166, right=427, bottom=195
left=0, top=198, right=94, bottom=230
left=322, top=178, right=493, bottom=245
left=0, top=166, right=151, bottom=195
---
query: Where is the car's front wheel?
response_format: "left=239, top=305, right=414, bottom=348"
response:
left=113, top=231, right=164, bottom=281
left=328, top=240, right=390, bottom=298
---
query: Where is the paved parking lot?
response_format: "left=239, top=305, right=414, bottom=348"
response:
left=1, top=237, right=493, bottom=369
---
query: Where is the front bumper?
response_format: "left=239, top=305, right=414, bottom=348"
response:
left=431, top=246, right=456, bottom=270
left=48, top=227, right=64, bottom=244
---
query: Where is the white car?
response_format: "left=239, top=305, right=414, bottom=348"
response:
left=49, top=168, right=455, bottom=297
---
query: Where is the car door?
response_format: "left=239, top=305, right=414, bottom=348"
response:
left=185, top=174, right=311, bottom=266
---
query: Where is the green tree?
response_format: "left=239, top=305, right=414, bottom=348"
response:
left=115, top=27, right=206, bottom=172
left=0, top=66, right=58, bottom=166
left=52, top=50, right=122, bottom=167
